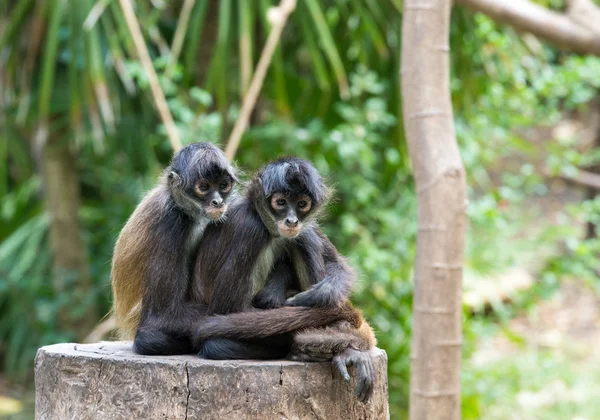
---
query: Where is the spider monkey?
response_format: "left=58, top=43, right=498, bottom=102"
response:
left=111, top=142, right=238, bottom=351
left=192, top=158, right=377, bottom=402
left=112, top=145, right=356, bottom=356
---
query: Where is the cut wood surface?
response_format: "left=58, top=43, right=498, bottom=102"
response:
left=35, top=342, right=389, bottom=420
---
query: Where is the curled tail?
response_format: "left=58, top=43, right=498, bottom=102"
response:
left=195, top=302, right=362, bottom=341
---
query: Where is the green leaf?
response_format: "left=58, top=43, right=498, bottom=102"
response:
left=303, top=0, right=349, bottom=99
left=39, top=0, right=66, bottom=119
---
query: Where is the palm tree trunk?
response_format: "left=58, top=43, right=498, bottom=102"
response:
left=40, top=134, right=96, bottom=338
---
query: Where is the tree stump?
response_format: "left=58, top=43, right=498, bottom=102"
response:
left=35, top=342, right=389, bottom=420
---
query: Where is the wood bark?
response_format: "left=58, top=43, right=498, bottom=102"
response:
left=35, top=342, right=389, bottom=420
left=401, top=1, right=467, bottom=419
left=456, top=0, right=600, bottom=55
left=41, top=137, right=96, bottom=337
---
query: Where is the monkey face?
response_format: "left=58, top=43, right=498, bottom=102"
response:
left=269, top=192, right=312, bottom=238
left=167, top=142, right=239, bottom=220
left=193, top=174, right=234, bottom=221
left=257, top=157, right=328, bottom=239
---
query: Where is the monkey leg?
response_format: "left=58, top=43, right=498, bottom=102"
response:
left=289, top=321, right=377, bottom=403
left=133, top=327, right=192, bottom=355
left=198, top=335, right=292, bottom=360
left=133, top=302, right=208, bottom=356
left=290, top=320, right=376, bottom=357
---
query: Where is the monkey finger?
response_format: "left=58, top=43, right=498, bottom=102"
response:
left=356, top=377, right=373, bottom=404
left=285, top=293, right=308, bottom=306
left=285, top=290, right=322, bottom=307
left=355, top=357, right=374, bottom=403
left=284, top=297, right=299, bottom=306
left=356, top=370, right=372, bottom=403
left=332, top=356, right=351, bottom=381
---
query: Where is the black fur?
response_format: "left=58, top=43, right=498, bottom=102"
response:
left=199, top=335, right=291, bottom=360
left=193, top=157, right=357, bottom=348
left=285, top=228, right=354, bottom=307
left=132, top=142, right=236, bottom=355
left=258, top=157, right=328, bottom=206
left=134, top=328, right=192, bottom=355
left=170, top=142, right=239, bottom=186
left=192, top=198, right=271, bottom=315
left=253, top=255, right=297, bottom=309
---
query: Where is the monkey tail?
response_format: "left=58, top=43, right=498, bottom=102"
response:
left=195, top=302, right=362, bottom=341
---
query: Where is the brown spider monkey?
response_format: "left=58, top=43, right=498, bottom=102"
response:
left=111, top=142, right=238, bottom=350
left=112, top=144, right=355, bottom=355
left=192, top=158, right=377, bottom=402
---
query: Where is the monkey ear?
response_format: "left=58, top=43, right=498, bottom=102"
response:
left=257, top=176, right=267, bottom=194
left=168, top=171, right=182, bottom=186
left=228, top=167, right=240, bottom=183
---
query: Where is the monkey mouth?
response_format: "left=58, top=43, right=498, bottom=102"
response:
left=278, top=227, right=301, bottom=239
left=205, top=206, right=227, bottom=221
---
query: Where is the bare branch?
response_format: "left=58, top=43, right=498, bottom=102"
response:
left=560, top=168, right=600, bottom=190
left=166, top=0, right=196, bottom=77
left=224, top=0, right=297, bottom=160
left=568, top=0, right=600, bottom=36
left=456, top=0, right=600, bottom=55
left=118, top=0, right=182, bottom=152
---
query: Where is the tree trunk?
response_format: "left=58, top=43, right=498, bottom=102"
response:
left=41, top=135, right=96, bottom=338
left=585, top=114, right=600, bottom=238
left=401, top=1, right=467, bottom=420
left=36, top=342, right=389, bottom=419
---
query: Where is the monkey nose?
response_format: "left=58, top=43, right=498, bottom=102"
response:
left=211, top=198, right=223, bottom=207
left=285, top=218, right=298, bottom=227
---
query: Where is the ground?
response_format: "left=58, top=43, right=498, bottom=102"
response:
left=466, top=280, right=600, bottom=419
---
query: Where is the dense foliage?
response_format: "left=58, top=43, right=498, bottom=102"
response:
left=1, top=1, right=599, bottom=418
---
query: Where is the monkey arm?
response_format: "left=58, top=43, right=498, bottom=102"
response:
left=285, top=228, right=355, bottom=308
left=133, top=211, right=205, bottom=355
left=139, top=212, right=191, bottom=319
left=200, top=205, right=271, bottom=315
left=252, top=256, right=296, bottom=309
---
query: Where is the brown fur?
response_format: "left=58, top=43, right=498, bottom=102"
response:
left=290, top=317, right=376, bottom=360
left=112, top=187, right=165, bottom=339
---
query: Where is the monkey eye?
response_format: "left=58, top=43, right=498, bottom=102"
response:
left=219, top=181, right=231, bottom=192
left=297, top=198, right=311, bottom=211
left=276, top=199, right=286, bottom=206
left=198, top=182, right=210, bottom=192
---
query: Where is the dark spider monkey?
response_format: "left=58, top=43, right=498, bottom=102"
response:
left=191, top=158, right=377, bottom=402
left=111, top=142, right=239, bottom=353
left=112, top=145, right=356, bottom=356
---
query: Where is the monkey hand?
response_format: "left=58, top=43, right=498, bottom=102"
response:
left=332, top=348, right=374, bottom=404
left=285, top=282, right=336, bottom=307
left=252, top=290, right=286, bottom=309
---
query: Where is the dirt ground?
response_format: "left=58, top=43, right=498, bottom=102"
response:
left=469, top=280, right=600, bottom=419
left=473, top=281, right=600, bottom=366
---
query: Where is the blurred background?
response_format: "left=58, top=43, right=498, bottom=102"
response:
left=1, top=0, right=599, bottom=419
